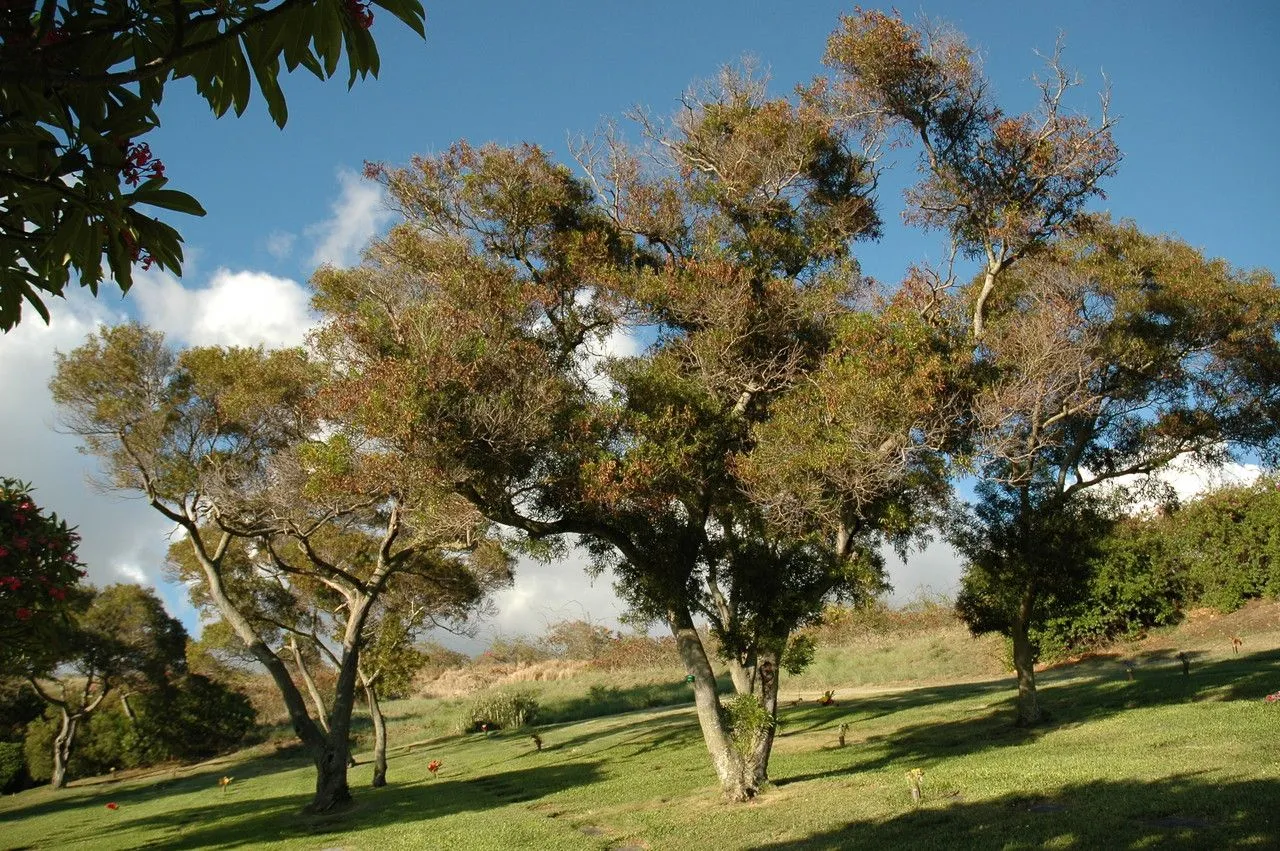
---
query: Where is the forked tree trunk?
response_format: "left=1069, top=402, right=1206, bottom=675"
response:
left=50, top=711, right=79, bottom=790
left=362, top=675, right=388, bottom=787
left=289, top=636, right=331, bottom=735
left=1011, top=586, right=1041, bottom=726
left=669, top=607, right=757, bottom=802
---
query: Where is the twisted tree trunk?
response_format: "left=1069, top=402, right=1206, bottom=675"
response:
left=50, top=711, right=78, bottom=790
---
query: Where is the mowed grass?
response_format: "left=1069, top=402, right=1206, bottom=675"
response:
left=2, top=637, right=1277, bottom=850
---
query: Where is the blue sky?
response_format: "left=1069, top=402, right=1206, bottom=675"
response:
left=2, top=1, right=1277, bottom=649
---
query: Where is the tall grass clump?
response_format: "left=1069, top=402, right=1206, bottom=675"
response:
left=456, top=689, right=540, bottom=733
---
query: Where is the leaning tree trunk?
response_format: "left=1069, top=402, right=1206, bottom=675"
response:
left=669, top=607, right=756, bottom=802
left=747, top=648, right=781, bottom=786
left=50, top=710, right=79, bottom=790
left=1011, top=586, right=1041, bottom=726
left=184, top=533, right=334, bottom=811
left=361, top=674, right=388, bottom=788
left=288, top=636, right=332, bottom=735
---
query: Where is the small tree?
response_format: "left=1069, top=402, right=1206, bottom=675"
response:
left=53, top=323, right=508, bottom=811
left=25, top=583, right=186, bottom=788
left=951, top=224, right=1280, bottom=724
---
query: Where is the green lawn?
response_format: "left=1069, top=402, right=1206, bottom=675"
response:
left=2, top=641, right=1277, bottom=850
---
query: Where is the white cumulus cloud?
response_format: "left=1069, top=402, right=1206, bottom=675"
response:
left=130, top=267, right=316, bottom=348
left=307, top=169, right=393, bottom=269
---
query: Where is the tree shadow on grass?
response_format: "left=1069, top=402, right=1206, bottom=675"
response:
left=757, top=775, right=1279, bottom=850
left=773, top=647, right=1280, bottom=787
left=105, top=760, right=604, bottom=850
left=1, top=749, right=316, bottom=824
left=537, top=672, right=733, bottom=727
left=530, top=711, right=703, bottom=760
left=777, top=678, right=1013, bottom=737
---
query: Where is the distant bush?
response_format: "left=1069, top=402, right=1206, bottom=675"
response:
left=1032, top=520, right=1185, bottom=660
left=542, top=620, right=616, bottom=660
left=457, top=689, right=539, bottom=733
left=1167, top=478, right=1280, bottom=612
left=590, top=633, right=682, bottom=671
left=0, top=741, right=26, bottom=793
left=477, top=636, right=550, bottom=666
left=805, top=597, right=959, bottom=646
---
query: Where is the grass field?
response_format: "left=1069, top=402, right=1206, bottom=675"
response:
left=2, top=608, right=1278, bottom=850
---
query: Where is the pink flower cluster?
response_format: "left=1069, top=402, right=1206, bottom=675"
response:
left=1266, top=691, right=1280, bottom=703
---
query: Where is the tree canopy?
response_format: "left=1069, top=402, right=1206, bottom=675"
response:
left=0, top=0, right=426, bottom=331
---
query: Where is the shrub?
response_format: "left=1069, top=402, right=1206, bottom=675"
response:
left=0, top=741, right=26, bottom=793
left=1032, top=520, right=1185, bottom=659
left=22, top=715, right=53, bottom=782
left=132, top=674, right=256, bottom=761
left=1169, top=479, right=1280, bottom=611
left=590, top=633, right=681, bottom=671
left=457, top=689, right=539, bottom=733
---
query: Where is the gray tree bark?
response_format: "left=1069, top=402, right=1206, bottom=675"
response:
left=669, top=606, right=756, bottom=802
left=361, top=672, right=388, bottom=788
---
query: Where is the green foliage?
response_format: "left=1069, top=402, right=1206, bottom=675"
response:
left=457, top=689, right=539, bottom=733
left=1026, top=479, right=1280, bottom=659
left=780, top=633, right=817, bottom=675
left=953, top=483, right=1114, bottom=646
left=0, top=740, right=26, bottom=793
left=0, top=478, right=87, bottom=670
left=0, top=677, right=44, bottom=741
left=724, top=693, right=772, bottom=755
left=1032, top=521, right=1185, bottom=660
left=21, top=714, right=52, bottom=782
left=1166, top=478, right=1280, bottom=611
left=132, top=675, right=256, bottom=761
left=0, top=0, right=427, bottom=330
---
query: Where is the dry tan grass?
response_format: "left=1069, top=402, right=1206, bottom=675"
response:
left=414, top=659, right=591, bottom=698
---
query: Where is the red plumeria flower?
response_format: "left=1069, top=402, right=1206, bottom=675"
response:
left=105, top=802, right=119, bottom=810
left=343, top=0, right=374, bottom=28
left=15, top=608, right=32, bottom=621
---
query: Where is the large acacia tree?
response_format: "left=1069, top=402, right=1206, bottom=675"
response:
left=51, top=323, right=506, bottom=811
left=314, top=60, right=913, bottom=799
left=25, top=583, right=186, bottom=789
